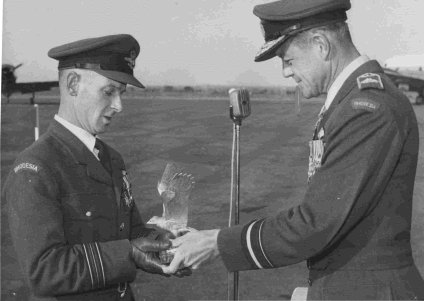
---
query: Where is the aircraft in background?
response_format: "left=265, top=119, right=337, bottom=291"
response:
left=384, top=68, right=424, bottom=105
left=384, top=55, right=424, bottom=105
left=1, top=63, right=58, bottom=104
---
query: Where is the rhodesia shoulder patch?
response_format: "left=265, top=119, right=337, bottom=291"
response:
left=351, top=98, right=380, bottom=112
left=14, top=162, right=39, bottom=173
left=357, top=73, right=384, bottom=90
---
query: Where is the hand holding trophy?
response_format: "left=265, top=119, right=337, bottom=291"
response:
left=147, top=162, right=195, bottom=263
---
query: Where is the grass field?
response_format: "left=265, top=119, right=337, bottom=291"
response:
left=1, top=92, right=424, bottom=301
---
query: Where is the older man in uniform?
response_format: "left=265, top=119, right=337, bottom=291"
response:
left=163, top=1, right=424, bottom=299
left=3, top=34, right=188, bottom=301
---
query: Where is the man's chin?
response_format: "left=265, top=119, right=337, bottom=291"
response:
left=94, top=126, right=107, bottom=135
left=300, top=89, right=318, bottom=99
left=301, top=92, right=313, bottom=99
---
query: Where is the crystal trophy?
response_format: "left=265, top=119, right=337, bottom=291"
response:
left=147, top=162, right=195, bottom=263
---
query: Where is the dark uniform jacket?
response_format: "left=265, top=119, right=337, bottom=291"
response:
left=217, top=60, right=424, bottom=300
left=4, top=120, right=154, bottom=301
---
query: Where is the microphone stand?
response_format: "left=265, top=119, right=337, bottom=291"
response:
left=228, top=107, right=242, bottom=301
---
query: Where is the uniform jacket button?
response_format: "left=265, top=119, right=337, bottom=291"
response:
left=119, top=222, right=125, bottom=231
left=86, top=211, right=92, bottom=217
left=307, top=278, right=312, bottom=286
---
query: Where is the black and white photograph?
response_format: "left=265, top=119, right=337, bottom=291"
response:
left=2, top=0, right=424, bottom=300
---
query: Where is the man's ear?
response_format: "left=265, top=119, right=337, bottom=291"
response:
left=66, top=71, right=81, bottom=96
left=312, top=33, right=331, bottom=61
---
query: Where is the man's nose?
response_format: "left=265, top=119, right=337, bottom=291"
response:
left=111, top=96, right=123, bottom=113
left=282, top=62, right=293, bottom=78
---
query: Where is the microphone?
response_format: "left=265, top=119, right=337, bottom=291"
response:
left=229, top=88, right=251, bottom=120
left=228, top=88, right=250, bottom=299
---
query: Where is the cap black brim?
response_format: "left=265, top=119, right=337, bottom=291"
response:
left=254, top=35, right=288, bottom=62
left=93, top=70, right=145, bottom=88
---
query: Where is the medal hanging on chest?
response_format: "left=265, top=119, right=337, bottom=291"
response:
left=121, top=170, right=134, bottom=208
left=308, top=138, right=324, bottom=182
left=308, top=106, right=326, bottom=182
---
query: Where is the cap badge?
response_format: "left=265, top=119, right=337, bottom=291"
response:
left=125, top=49, right=137, bottom=70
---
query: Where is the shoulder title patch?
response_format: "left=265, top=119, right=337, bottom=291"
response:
left=14, top=162, right=39, bottom=173
left=351, top=99, right=380, bottom=112
left=357, top=73, right=384, bottom=90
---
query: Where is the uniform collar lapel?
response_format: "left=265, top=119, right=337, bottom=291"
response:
left=111, top=158, right=124, bottom=208
left=48, top=120, right=113, bottom=185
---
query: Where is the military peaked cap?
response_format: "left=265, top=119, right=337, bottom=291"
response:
left=253, top=0, right=351, bottom=62
left=48, top=34, right=144, bottom=88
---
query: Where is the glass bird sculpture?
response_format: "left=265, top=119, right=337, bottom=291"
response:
left=147, top=163, right=195, bottom=263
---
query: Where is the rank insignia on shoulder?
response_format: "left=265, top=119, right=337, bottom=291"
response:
left=14, top=162, right=39, bottom=173
left=351, top=98, right=380, bottom=112
left=357, top=73, right=384, bottom=90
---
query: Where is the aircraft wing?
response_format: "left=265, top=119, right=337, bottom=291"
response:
left=12, top=81, right=58, bottom=94
left=384, top=68, right=424, bottom=88
left=384, top=68, right=424, bottom=104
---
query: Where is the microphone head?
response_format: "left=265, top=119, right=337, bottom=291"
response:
left=229, top=88, right=251, bottom=119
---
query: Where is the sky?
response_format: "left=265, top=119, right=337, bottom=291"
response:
left=2, top=0, right=424, bottom=87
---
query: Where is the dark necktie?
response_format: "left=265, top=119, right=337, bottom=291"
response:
left=95, top=138, right=111, bottom=173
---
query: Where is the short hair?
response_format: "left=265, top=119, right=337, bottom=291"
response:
left=58, top=69, right=69, bottom=88
left=58, top=68, right=95, bottom=87
left=291, top=21, right=352, bottom=48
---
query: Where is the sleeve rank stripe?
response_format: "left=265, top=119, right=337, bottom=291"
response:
left=256, top=219, right=274, bottom=268
left=88, top=243, right=101, bottom=289
left=248, top=219, right=272, bottom=269
left=95, top=242, right=106, bottom=287
left=82, top=244, right=95, bottom=289
left=244, top=220, right=264, bottom=269
left=241, top=220, right=260, bottom=269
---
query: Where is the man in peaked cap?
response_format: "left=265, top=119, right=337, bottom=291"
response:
left=163, top=1, right=424, bottom=300
left=3, top=34, right=189, bottom=301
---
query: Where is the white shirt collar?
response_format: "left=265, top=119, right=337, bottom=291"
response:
left=324, top=55, right=370, bottom=110
left=54, top=114, right=98, bottom=158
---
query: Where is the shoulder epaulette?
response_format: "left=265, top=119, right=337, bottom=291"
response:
left=357, top=73, right=384, bottom=90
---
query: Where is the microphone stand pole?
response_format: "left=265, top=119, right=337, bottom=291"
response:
left=228, top=107, right=242, bottom=301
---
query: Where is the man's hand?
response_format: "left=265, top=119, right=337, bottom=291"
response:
left=131, top=237, right=170, bottom=276
left=131, top=234, right=192, bottom=278
left=162, top=229, right=220, bottom=274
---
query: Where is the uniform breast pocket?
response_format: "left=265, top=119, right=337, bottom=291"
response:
left=61, top=193, right=117, bottom=243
